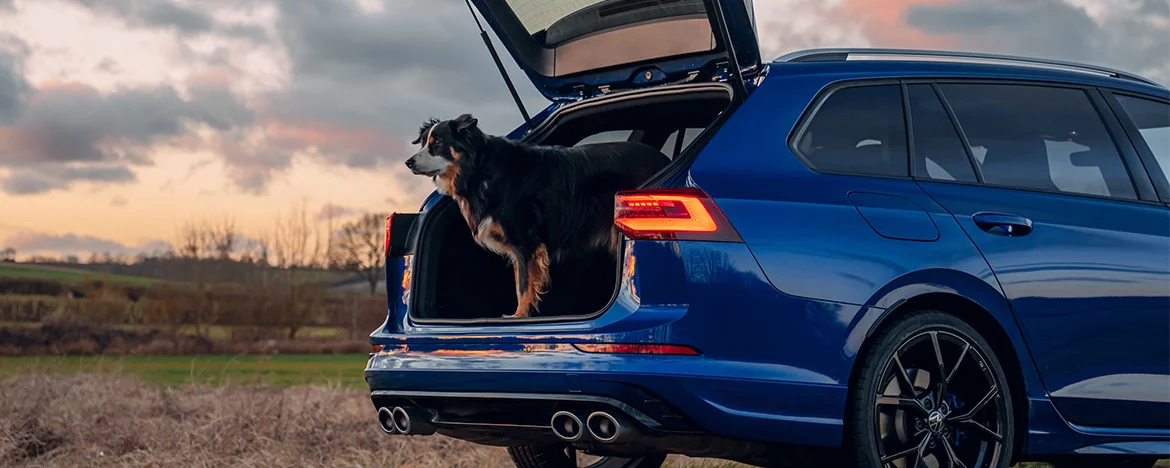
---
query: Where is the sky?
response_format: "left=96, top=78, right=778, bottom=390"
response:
left=0, top=0, right=1166, bottom=260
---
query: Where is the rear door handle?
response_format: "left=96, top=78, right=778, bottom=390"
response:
left=972, top=212, right=1033, bottom=237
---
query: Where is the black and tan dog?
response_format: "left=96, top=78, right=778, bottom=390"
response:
left=405, top=114, right=669, bottom=318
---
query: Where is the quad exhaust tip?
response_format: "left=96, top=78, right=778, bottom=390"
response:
left=586, top=411, right=625, bottom=444
left=550, top=411, right=584, bottom=442
left=376, top=407, right=397, bottom=434
left=391, top=406, right=436, bottom=436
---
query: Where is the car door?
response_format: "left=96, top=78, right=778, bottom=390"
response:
left=908, top=81, right=1170, bottom=429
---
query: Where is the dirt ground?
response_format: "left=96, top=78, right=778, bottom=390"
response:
left=0, top=374, right=740, bottom=467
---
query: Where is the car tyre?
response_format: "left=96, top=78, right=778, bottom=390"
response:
left=849, top=310, right=1015, bottom=468
left=507, top=445, right=666, bottom=468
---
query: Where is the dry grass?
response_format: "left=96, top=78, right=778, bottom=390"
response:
left=3, top=374, right=1158, bottom=468
left=0, top=374, right=741, bottom=467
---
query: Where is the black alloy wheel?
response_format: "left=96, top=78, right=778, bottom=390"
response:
left=851, top=311, right=1015, bottom=468
left=507, top=445, right=666, bottom=468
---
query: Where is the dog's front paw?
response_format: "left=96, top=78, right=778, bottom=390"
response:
left=504, top=307, right=531, bottom=319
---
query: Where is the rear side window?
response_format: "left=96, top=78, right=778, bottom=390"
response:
left=907, top=84, right=977, bottom=183
left=793, top=85, right=908, bottom=177
left=1114, top=95, right=1170, bottom=184
left=940, top=84, right=1137, bottom=200
left=575, top=130, right=633, bottom=146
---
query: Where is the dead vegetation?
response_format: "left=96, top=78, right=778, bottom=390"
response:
left=0, top=374, right=743, bottom=468
left=0, top=373, right=510, bottom=467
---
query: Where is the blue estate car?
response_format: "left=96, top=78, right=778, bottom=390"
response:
left=367, top=1, right=1170, bottom=467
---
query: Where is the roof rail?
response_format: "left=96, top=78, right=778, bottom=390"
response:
left=774, top=48, right=1164, bottom=88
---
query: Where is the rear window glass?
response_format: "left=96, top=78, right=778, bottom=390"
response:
left=507, top=0, right=606, bottom=34
left=575, top=130, right=632, bottom=146
left=1115, top=95, right=1170, bottom=186
left=793, top=85, right=909, bottom=177
left=506, top=0, right=710, bottom=45
left=940, top=84, right=1136, bottom=200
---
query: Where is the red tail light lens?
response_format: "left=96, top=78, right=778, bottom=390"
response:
left=383, top=214, right=394, bottom=257
left=371, top=344, right=385, bottom=353
left=614, top=188, right=741, bottom=242
left=572, top=343, right=701, bottom=356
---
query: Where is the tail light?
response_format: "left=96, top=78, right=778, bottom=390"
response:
left=614, top=188, right=741, bottom=242
left=572, top=343, right=701, bottom=356
left=383, top=214, right=394, bottom=257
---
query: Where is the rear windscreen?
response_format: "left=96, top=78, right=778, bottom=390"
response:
left=506, top=0, right=607, bottom=34
left=506, top=0, right=709, bottom=45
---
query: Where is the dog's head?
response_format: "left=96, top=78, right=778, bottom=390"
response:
left=405, top=114, right=483, bottom=178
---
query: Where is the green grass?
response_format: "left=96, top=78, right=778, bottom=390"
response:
left=0, top=321, right=348, bottom=339
left=0, top=263, right=160, bottom=286
left=0, top=354, right=370, bottom=388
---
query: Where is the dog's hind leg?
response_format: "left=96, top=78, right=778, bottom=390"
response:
left=507, top=244, right=550, bottom=318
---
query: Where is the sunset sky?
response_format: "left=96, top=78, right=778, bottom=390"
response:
left=0, top=0, right=1166, bottom=260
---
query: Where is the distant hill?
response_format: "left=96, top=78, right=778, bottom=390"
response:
left=27, top=259, right=352, bottom=286
left=0, top=263, right=160, bottom=286
left=0, top=259, right=359, bottom=288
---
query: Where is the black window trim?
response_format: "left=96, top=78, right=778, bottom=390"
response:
left=902, top=82, right=986, bottom=184
left=1098, top=89, right=1170, bottom=203
left=902, top=77, right=1163, bottom=206
left=786, top=79, right=912, bottom=181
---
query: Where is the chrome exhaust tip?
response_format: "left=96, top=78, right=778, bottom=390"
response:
left=376, top=407, right=397, bottom=434
left=586, top=411, right=625, bottom=444
left=391, top=406, right=436, bottom=436
left=550, top=411, right=584, bottom=442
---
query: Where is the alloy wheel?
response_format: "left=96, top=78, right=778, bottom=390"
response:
left=873, top=330, right=1008, bottom=468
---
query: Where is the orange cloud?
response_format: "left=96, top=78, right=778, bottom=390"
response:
left=264, top=121, right=398, bottom=154
left=838, top=0, right=960, bottom=49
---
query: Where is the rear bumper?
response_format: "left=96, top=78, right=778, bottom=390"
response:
left=364, top=345, right=848, bottom=449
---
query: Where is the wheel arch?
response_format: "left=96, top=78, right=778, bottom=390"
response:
left=842, top=270, right=1046, bottom=457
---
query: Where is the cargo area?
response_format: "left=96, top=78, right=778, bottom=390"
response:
left=408, top=84, right=733, bottom=322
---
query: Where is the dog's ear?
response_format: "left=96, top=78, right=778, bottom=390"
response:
left=454, top=114, right=478, bottom=132
left=413, top=118, right=440, bottom=145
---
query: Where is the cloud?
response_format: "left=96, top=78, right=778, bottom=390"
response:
left=0, top=35, right=29, bottom=124
left=110, top=194, right=128, bottom=206
left=905, top=0, right=1169, bottom=84
left=317, top=203, right=352, bottom=221
left=3, top=231, right=170, bottom=256
left=69, top=0, right=267, bottom=41
left=0, top=164, right=135, bottom=194
left=0, top=57, right=253, bottom=194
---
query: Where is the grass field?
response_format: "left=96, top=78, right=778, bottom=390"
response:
left=0, top=320, right=350, bottom=340
left=0, top=354, right=369, bottom=387
left=0, top=263, right=160, bottom=286
left=0, top=366, right=1164, bottom=467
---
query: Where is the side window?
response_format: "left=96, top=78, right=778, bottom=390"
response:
left=575, top=130, right=633, bottom=146
left=939, top=84, right=1137, bottom=200
left=794, top=85, right=908, bottom=177
left=1114, top=95, right=1170, bottom=184
left=907, top=84, right=977, bottom=183
left=661, top=128, right=703, bottom=159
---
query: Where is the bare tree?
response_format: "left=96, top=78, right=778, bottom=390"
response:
left=268, top=199, right=327, bottom=339
left=209, top=216, right=239, bottom=260
left=333, top=213, right=388, bottom=296
left=1, top=247, right=15, bottom=262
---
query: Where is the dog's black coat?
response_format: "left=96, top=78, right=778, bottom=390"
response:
left=409, top=115, right=669, bottom=317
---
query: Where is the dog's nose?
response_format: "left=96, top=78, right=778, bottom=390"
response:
left=405, top=158, right=415, bottom=169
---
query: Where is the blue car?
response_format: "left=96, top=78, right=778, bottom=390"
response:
left=368, top=1, right=1170, bottom=467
